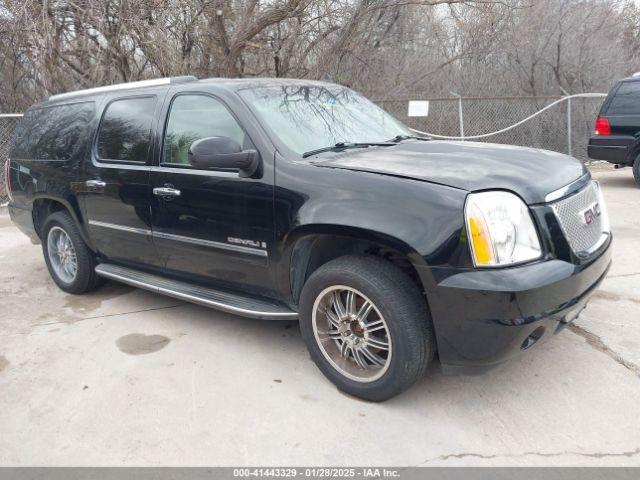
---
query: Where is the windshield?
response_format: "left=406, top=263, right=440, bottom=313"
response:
left=238, top=85, right=413, bottom=156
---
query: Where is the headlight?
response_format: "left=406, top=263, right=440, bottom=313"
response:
left=465, top=191, right=542, bottom=267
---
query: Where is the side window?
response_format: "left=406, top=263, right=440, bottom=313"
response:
left=11, top=102, right=95, bottom=160
left=607, top=82, right=640, bottom=116
left=163, top=94, right=248, bottom=165
left=97, top=97, right=156, bottom=163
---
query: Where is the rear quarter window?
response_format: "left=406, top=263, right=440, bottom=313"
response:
left=606, top=81, right=640, bottom=116
left=11, top=102, right=95, bottom=160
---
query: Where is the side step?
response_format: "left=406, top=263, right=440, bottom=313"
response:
left=95, top=263, right=298, bottom=320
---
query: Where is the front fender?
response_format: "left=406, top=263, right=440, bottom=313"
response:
left=273, top=159, right=470, bottom=302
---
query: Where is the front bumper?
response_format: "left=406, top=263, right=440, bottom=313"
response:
left=418, top=237, right=612, bottom=374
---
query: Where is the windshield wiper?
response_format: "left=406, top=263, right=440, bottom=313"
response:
left=302, top=142, right=396, bottom=158
left=388, top=134, right=431, bottom=143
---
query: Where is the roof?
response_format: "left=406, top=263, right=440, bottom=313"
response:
left=196, top=77, right=334, bottom=89
left=43, top=76, right=336, bottom=104
left=618, top=74, right=640, bottom=83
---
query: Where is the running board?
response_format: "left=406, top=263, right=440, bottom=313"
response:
left=95, top=263, right=298, bottom=320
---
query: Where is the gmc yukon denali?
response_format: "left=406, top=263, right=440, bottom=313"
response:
left=6, top=77, right=612, bottom=401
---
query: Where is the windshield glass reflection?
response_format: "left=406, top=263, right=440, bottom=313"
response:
left=238, top=85, right=412, bottom=156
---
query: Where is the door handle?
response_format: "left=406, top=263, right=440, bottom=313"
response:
left=85, top=180, right=106, bottom=188
left=153, top=187, right=181, bottom=197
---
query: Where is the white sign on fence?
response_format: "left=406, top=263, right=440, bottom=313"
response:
left=407, top=100, right=429, bottom=117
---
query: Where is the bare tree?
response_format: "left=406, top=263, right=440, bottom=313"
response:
left=0, top=0, right=636, bottom=111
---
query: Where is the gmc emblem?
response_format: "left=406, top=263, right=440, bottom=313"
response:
left=580, top=202, right=601, bottom=226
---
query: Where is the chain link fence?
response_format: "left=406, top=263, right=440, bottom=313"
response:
left=1, top=114, right=23, bottom=205
left=375, top=95, right=605, bottom=162
left=0, top=95, right=605, bottom=204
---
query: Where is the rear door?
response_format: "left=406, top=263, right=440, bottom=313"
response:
left=82, top=94, right=164, bottom=268
left=149, top=90, right=276, bottom=297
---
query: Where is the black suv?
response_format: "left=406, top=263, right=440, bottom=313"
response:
left=588, top=75, right=640, bottom=184
left=7, top=77, right=612, bottom=401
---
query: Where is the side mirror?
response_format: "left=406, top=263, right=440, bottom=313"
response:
left=188, top=136, right=261, bottom=178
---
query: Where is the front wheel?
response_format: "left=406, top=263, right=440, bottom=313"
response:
left=299, top=255, right=435, bottom=402
left=633, top=157, right=640, bottom=186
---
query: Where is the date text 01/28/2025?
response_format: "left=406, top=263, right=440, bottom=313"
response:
left=232, top=468, right=400, bottom=478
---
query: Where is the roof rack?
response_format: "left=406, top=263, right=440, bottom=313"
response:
left=48, top=76, right=198, bottom=102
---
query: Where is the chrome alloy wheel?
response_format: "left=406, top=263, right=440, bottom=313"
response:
left=47, top=226, right=77, bottom=284
left=312, top=286, right=392, bottom=382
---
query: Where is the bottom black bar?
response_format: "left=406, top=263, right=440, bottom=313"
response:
left=0, top=468, right=637, bottom=480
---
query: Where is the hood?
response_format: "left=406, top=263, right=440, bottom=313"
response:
left=312, top=140, right=588, bottom=204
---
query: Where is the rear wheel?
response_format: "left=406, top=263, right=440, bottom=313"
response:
left=299, top=255, right=435, bottom=401
left=42, top=211, right=102, bottom=294
left=633, top=156, right=640, bottom=186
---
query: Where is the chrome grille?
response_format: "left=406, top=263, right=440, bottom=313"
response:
left=550, top=181, right=608, bottom=255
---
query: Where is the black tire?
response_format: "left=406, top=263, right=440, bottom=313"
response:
left=633, top=157, right=640, bottom=186
left=41, top=211, right=103, bottom=294
left=299, top=255, right=435, bottom=402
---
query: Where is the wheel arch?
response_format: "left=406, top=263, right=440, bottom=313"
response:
left=32, top=195, right=93, bottom=249
left=283, top=224, right=429, bottom=306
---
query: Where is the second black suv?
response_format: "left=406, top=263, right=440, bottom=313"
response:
left=588, top=75, right=640, bottom=184
left=7, top=77, right=612, bottom=401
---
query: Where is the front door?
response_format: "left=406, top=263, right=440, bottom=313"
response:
left=150, top=92, right=275, bottom=296
left=82, top=95, right=163, bottom=268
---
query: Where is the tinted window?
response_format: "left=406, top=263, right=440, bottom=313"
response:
left=11, top=102, right=95, bottom=160
left=97, top=97, right=156, bottom=162
left=607, top=82, right=640, bottom=115
left=163, top=95, right=247, bottom=165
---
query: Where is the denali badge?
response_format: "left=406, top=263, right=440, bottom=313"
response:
left=580, top=202, right=601, bottom=226
left=227, top=237, right=267, bottom=249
